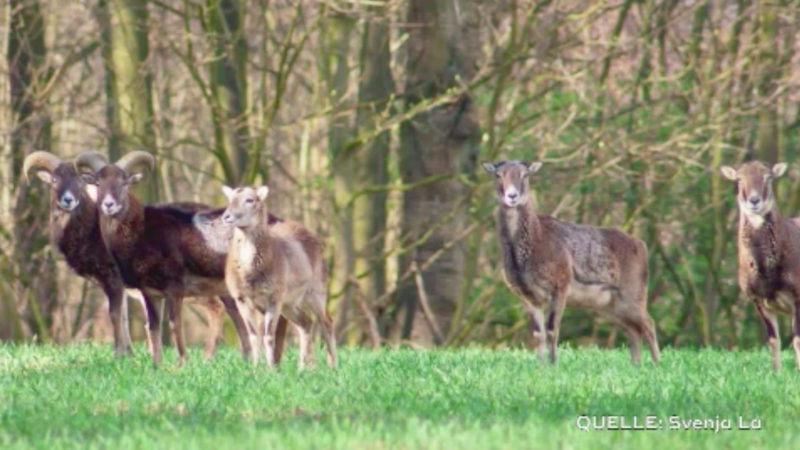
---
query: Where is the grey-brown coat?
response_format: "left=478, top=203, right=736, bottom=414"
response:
left=721, top=161, right=800, bottom=371
left=223, top=185, right=336, bottom=369
left=483, top=160, right=660, bottom=364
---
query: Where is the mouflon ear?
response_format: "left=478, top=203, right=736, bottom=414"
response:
left=772, top=162, right=788, bottom=178
left=126, top=172, right=144, bottom=185
left=35, top=170, right=55, bottom=185
left=222, top=185, right=236, bottom=201
left=256, top=186, right=270, bottom=201
left=84, top=184, right=99, bottom=203
left=526, top=161, right=543, bottom=174
left=481, top=162, right=498, bottom=175
left=719, top=166, right=738, bottom=181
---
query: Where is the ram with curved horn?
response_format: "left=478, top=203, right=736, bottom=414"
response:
left=23, top=150, right=133, bottom=356
left=23, top=151, right=62, bottom=183
left=77, top=152, right=287, bottom=367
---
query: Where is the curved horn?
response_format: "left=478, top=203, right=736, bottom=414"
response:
left=22, top=151, right=62, bottom=182
left=115, top=151, right=155, bottom=174
left=73, top=150, right=109, bottom=174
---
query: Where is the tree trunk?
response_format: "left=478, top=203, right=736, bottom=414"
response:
left=755, top=3, right=779, bottom=164
left=394, top=0, right=480, bottom=345
left=679, top=0, right=709, bottom=116
left=352, top=4, right=394, bottom=346
left=682, top=0, right=710, bottom=346
left=3, top=0, right=55, bottom=341
left=318, top=10, right=356, bottom=340
left=0, top=0, right=15, bottom=340
left=100, top=0, right=157, bottom=200
left=203, top=0, right=251, bottom=185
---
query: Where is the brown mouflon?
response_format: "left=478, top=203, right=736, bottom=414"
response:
left=24, top=150, right=133, bottom=356
left=76, top=152, right=287, bottom=367
left=483, top=160, right=660, bottom=364
left=721, top=161, right=800, bottom=371
left=223, top=185, right=337, bottom=369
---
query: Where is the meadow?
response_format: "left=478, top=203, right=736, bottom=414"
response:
left=1, top=344, right=798, bottom=449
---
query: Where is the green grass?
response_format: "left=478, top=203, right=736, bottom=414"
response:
left=1, top=344, right=798, bottom=449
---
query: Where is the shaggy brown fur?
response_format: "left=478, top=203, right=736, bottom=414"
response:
left=223, top=185, right=336, bottom=369
left=483, top=160, right=660, bottom=364
left=721, top=161, right=800, bottom=371
left=24, top=152, right=132, bottom=356
left=81, top=157, right=286, bottom=367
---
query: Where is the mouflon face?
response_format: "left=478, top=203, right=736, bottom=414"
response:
left=221, top=185, right=269, bottom=229
left=84, top=165, right=144, bottom=217
left=482, top=160, right=542, bottom=208
left=720, top=161, right=787, bottom=219
left=37, top=164, right=86, bottom=212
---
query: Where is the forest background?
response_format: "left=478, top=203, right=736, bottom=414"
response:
left=1, top=0, right=799, bottom=351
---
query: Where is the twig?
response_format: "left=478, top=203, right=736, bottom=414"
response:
left=411, top=258, right=444, bottom=345
left=348, top=274, right=382, bottom=349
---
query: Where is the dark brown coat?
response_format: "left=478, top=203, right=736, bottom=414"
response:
left=86, top=161, right=285, bottom=366
left=23, top=151, right=132, bottom=357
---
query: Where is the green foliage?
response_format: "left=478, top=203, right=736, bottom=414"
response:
left=1, top=344, right=798, bottom=449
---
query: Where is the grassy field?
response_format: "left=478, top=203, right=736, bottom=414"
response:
left=1, top=343, right=798, bottom=449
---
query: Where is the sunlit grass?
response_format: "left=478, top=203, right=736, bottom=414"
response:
left=1, top=343, right=798, bottom=449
